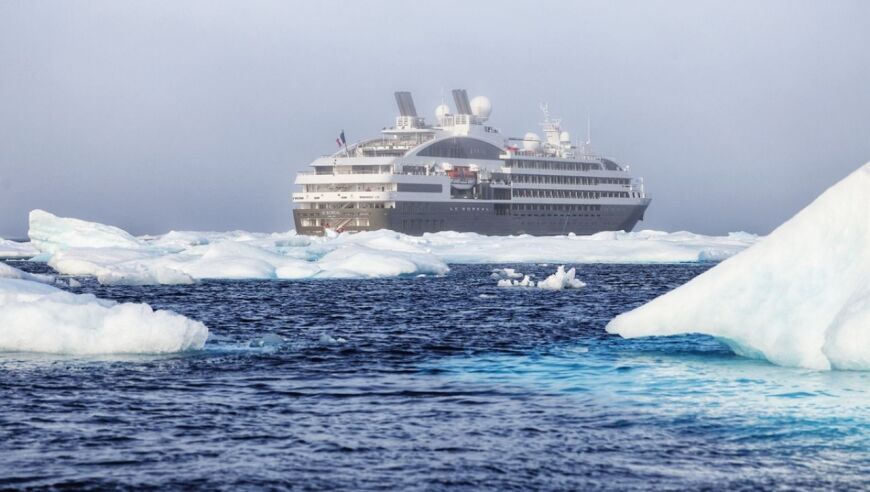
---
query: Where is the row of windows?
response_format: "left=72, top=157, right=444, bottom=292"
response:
left=301, top=218, right=370, bottom=228
left=512, top=189, right=627, bottom=199
left=512, top=204, right=602, bottom=211
left=510, top=203, right=603, bottom=218
left=506, top=160, right=606, bottom=172
left=314, top=165, right=391, bottom=175
left=416, top=137, right=503, bottom=159
left=302, top=202, right=389, bottom=209
left=304, top=184, right=392, bottom=193
left=402, top=219, right=447, bottom=230
left=510, top=175, right=630, bottom=186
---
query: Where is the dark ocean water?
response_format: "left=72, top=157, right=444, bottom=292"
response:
left=2, top=261, right=869, bottom=490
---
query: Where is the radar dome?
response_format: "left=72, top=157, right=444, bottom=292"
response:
left=559, top=131, right=571, bottom=144
left=522, top=132, right=541, bottom=152
left=470, top=96, right=492, bottom=121
left=435, top=104, right=450, bottom=123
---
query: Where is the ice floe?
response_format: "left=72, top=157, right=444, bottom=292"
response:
left=28, top=210, right=448, bottom=284
left=607, top=162, right=870, bottom=371
left=0, top=238, right=39, bottom=259
left=411, top=229, right=757, bottom=264
left=0, top=263, right=208, bottom=355
left=25, top=209, right=756, bottom=285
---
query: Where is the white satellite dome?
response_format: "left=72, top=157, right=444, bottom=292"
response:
left=470, top=96, right=492, bottom=121
left=559, top=131, right=571, bottom=144
left=435, top=104, right=450, bottom=123
left=522, top=132, right=541, bottom=152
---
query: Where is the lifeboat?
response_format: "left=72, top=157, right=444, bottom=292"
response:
left=447, top=166, right=477, bottom=191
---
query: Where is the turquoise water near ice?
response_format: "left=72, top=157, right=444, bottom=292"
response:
left=2, top=261, right=869, bottom=489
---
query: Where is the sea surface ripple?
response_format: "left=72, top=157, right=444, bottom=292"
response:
left=2, top=261, right=869, bottom=490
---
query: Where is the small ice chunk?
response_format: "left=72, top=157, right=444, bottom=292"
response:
left=491, top=268, right=523, bottom=279
left=496, top=266, right=585, bottom=290
left=249, top=333, right=285, bottom=348
left=319, top=333, right=347, bottom=345
left=536, top=266, right=586, bottom=290
left=497, top=274, right=534, bottom=288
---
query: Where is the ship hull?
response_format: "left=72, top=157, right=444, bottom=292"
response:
left=293, top=201, right=650, bottom=236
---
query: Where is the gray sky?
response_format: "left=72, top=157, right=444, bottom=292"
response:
left=1, top=0, right=868, bottom=238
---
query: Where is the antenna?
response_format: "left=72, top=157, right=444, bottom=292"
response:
left=586, top=115, right=591, bottom=144
left=539, top=102, right=550, bottom=122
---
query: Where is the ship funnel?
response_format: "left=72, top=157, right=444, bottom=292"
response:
left=394, top=91, right=418, bottom=117
left=452, top=89, right=472, bottom=115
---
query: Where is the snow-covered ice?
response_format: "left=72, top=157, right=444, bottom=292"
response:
left=29, top=209, right=148, bottom=254
left=25, top=209, right=756, bottom=285
left=0, top=263, right=208, bottom=355
left=28, top=210, right=449, bottom=284
left=412, top=229, right=757, bottom=264
left=607, top=162, right=870, bottom=371
left=0, top=238, right=39, bottom=259
left=497, top=266, right=585, bottom=290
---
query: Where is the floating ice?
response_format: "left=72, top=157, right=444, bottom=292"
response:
left=28, top=211, right=448, bottom=284
left=536, top=266, right=586, bottom=290
left=0, top=238, right=39, bottom=259
left=319, top=333, right=347, bottom=345
left=26, top=209, right=755, bottom=285
left=497, top=275, right=535, bottom=288
left=412, top=229, right=757, bottom=264
left=497, top=266, right=585, bottom=290
left=0, top=261, right=56, bottom=285
left=0, top=264, right=208, bottom=355
left=491, top=268, right=523, bottom=279
left=607, top=162, right=870, bottom=371
left=29, top=209, right=149, bottom=254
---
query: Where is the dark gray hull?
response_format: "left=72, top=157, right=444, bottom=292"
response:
left=294, top=201, right=650, bottom=236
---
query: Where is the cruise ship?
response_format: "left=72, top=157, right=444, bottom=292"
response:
left=292, top=90, right=651, bottom=236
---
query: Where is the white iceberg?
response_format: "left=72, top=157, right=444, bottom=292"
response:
left=0, top=238, right=39, bottom=259
left=0, top=264, right=208, bottom=355
left=607, top=162, right=870, bottom=371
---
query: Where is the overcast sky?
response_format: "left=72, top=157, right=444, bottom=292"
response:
left=1, top=0, right=868, bottom=238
